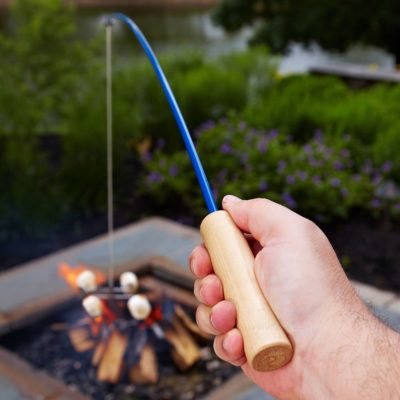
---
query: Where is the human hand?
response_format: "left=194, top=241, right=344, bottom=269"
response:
left=190, top=196, right=400, bottom=399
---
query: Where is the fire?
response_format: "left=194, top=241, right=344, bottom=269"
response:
left=90, top=302, right=117, bottom=337
left=58, top=262, right=106, bottom=290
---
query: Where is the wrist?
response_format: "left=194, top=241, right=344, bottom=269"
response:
left=302, top=302, right=400, bottom=400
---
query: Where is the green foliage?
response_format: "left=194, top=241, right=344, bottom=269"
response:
left=0, top=0, right=95, bottom=136
left=108, top=47, right=276, bottom=147
left=213, top=0, right=400, bottom=62
left=244, top=75, right=400, bottom=175
left=143, top=118, right=400, bottom=221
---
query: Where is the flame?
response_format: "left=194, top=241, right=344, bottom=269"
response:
left=58, top=262, right=106, bottom=289
left=91, top=316, right=103, bottom=337
left=89, top=302, right=117, bottom=337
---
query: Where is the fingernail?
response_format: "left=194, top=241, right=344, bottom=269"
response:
left=222, top=335, right=230, bottom=353
left=189, top=257, right=195, bottom=275
left=222, top=195, right=241, bottom=205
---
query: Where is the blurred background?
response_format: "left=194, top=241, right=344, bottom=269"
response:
left=1, top=0, right=400, bottom=291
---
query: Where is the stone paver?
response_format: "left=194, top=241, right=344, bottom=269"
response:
left=2, top=216, right=400, bottom=400
left=0, top=376, right=32, bottom=400
left=353, top=281, right=396, bottom=307
left=385, top=299, right=400, bottom=314
left=0, top=217, right=201, bottom=333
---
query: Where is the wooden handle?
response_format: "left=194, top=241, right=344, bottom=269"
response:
left=200, top=211, right=293, bottom=372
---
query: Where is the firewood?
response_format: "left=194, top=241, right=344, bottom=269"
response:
left=165, top=316, right=201, bottom=371
left=51, top=323, right=68, bottom=331
left=129, top=344, right=158, bottom=384
left=92, top=341, right=107, bottom=366
left=97, top=331, right=128, bottom=383
left=68, top=328, right=95, bottom=352
left=174, top=305, right=212, bottom=341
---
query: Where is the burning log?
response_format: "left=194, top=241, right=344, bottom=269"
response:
left=59, top=266, right=210, bottom=384
left=92, top=341, right=107, bottom=367
left=130, top=344, right=159, bottom=384
left=97, top=331, right=128, bottom=383
left=68, top=328, right=95, bottom=352
left=165, top=316, right=201, bottom=371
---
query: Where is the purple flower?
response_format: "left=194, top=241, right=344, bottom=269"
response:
left=277, top=160, right=286, bottom=173
left=341, top=188, right=349, bottom=197
left=239, top=121, right=247, bottom=131
left=394, top=203, right=400, bottom=210
left=372, top=174, right=382, bottom=185
left=314, top=129, right=324, bottom=142
left=282, top=193, right=297, bottom=208
left=240, top=152, right=250, bottom=164
left=309, top=157, right=321, bottom=168
left=312, top=175, right=322, bottom=185
left=362, top=161, right=373, bottom=175
left=303, top=144, right=313, bottom=155
left=257, top=137, right=268, bottom=154
left=371, top=198, right=382, bottom=208
left=195, top=120, right=216, bottom=137
left=268, top=129, right=279, bottom=140
left=382, top=161, right=393, bottom=173
left=340, top=148, right=350, bottom=158
left=296, top=171, right=308, bottom=181
left=169, top=165, right=178, bottom=177
left=352, top=174, right=361, bottom=182
left=330, top=178, right=341, bottom=187
left=220, top=143, right=232, bottom=154
left=286, top=175, right=296, bottom=185
left=259, top=181, right=268, bottom=191
left=147, top=171, right=163, bottom=184
left=141, top=151, right=152, bottom=163
left=333, top=160, right=344, bottom=171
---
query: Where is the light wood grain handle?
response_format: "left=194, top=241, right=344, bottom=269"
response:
left=200, top=210, right=293, bottom=372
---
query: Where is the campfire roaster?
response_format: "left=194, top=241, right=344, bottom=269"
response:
left=103, top=12, right=294, bottom=372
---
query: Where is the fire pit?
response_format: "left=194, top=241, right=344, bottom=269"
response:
left=2, top=259, right=239, bottom=400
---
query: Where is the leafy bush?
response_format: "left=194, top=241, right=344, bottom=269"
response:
left=142, top=118, right=400, bottom=222
left=244, top=75, right=400, bottom=176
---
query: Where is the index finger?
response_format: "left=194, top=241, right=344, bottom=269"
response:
left=189, top=245, right=213, bottom=278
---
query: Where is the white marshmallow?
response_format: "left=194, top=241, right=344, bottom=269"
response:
left=76, top=270, right=97, bottom=293
left=82, top=295, right=103, bottom=317
left=119, top=272, right=139, bottom=294
left=127, top=294, right=152, bottom=320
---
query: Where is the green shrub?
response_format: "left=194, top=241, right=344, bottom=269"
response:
left=245, top=76, right=399, bottom=144
left=142, top=118, right=400, bottom=221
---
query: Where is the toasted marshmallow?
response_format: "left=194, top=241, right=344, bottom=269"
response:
left=82, top=295, right=103, bottom=317
left=76, top=270, right=97, bottom=293
left=120, top=271, right=139, bottom=294
left=127, top=294, right=151, bottom=320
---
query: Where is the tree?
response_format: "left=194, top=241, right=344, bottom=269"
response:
left=213, top=0, right=400, bottom=64
left=0, top=0, right=95, bottom=136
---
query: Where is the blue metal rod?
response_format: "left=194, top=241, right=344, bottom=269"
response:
left=107, top=13, right=218, bottom=213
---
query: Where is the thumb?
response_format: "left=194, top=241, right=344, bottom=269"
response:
left=221, top=195, right=298, bottom=246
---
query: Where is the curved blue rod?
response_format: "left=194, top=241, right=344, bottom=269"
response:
left=107, top=13, right=217, bottom=213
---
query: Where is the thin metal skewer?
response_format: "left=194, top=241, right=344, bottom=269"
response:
left=105, top=21, right=115, bottom=290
